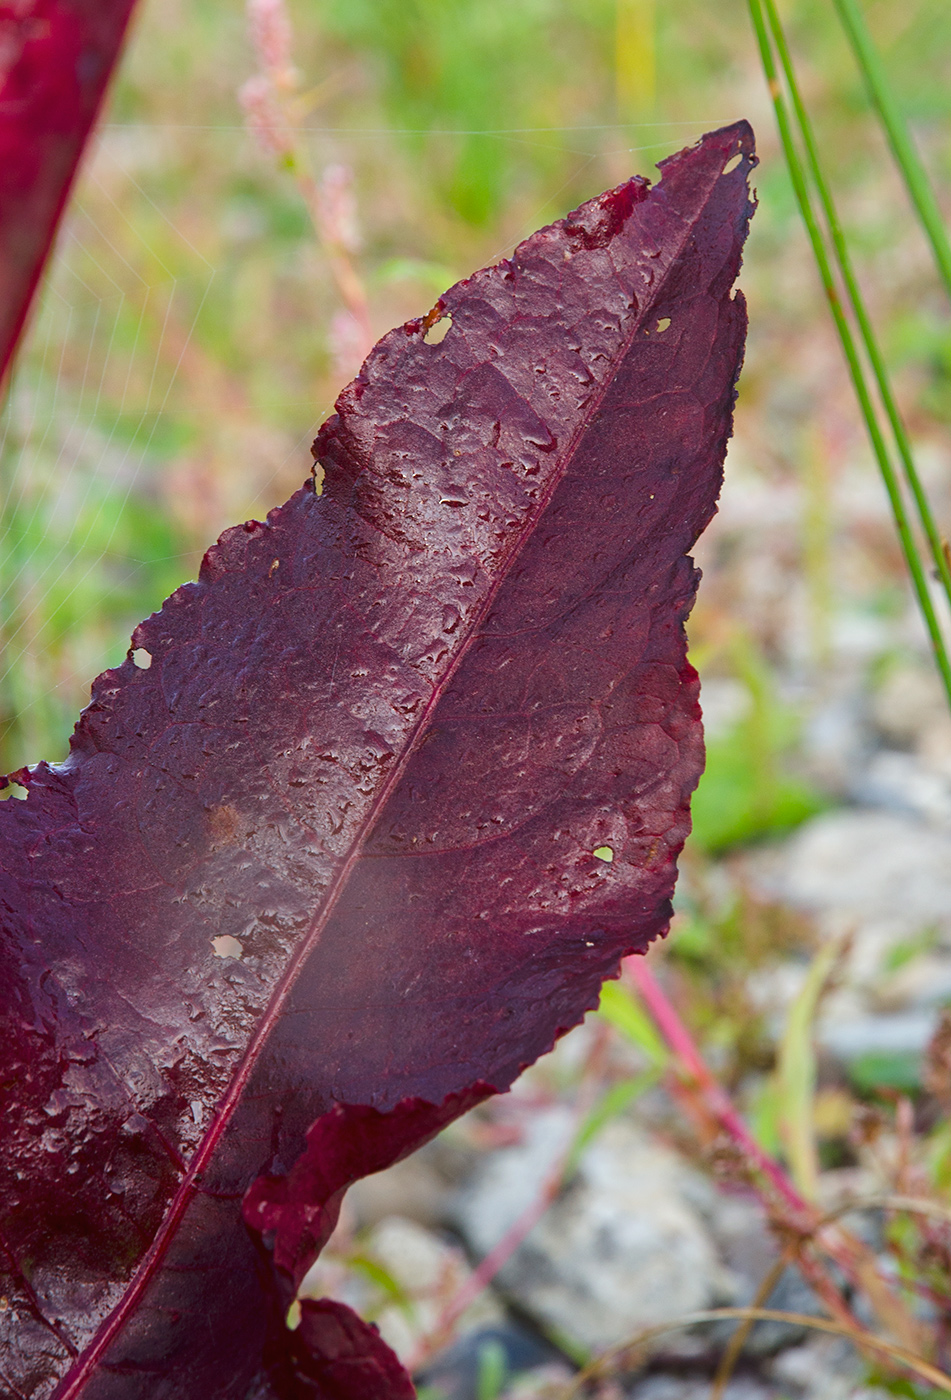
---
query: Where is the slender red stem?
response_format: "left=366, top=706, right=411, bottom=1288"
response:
left=624, top=955, right=929, bottom=1356
left=420, top=1162, right=563, bottom=1357
left=625, top=957, right=807, bottom=1213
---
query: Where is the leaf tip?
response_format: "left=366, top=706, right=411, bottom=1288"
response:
left=562, top=174, right=651, bottom=251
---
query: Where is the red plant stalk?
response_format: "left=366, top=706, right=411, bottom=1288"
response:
left=624, top=963, right=874, bottom=1330
left=624, top=956, right=931, bottom=1355
left=407, top=1159, right=564, bottom=1369
left=625, top=956, right=804, bottom=1211
left=239, top=0, right=372, bottom=369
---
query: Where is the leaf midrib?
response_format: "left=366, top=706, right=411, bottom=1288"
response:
left=55, top=141, right=736, bottom=1395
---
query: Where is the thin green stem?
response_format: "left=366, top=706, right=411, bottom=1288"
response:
left=761, top=0, right=951, bottom=629
left=831, top=0, right=951, bottom=303
left=748, top=0, right=951, bottom=710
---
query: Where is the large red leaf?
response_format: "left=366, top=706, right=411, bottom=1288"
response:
left=0, top=0, right=139, bottom=385
left=0, top=123, right=755, bottom=1398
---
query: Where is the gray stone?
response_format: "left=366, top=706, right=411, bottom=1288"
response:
left=696, top=1190, right=818, bottom=1354
left=452, top=1109, right=731, bottom=1355
left=698, top=678, right=750, bottom=740
left=853, top=749, right=951, bottom=827
left=802, top=688, right=871, bottom=796
left=502, top=1366, right=576, bottom=1398
left=748, top=809, right=951, bottom=1003
left=743, top=808, right=951, bottom=1075
left=869, top=663, right=951, bottom=751
left=767, top=1335, right=891, bottom=1400
left=415, top=1322, right=569, bottom=1400
left=626, top=1378, right=769, bottom=1400
left=818, top=1008, right=939, bottom=1062
left=298, top=1214, right=502, bottom=1364
left=346, top=1150, right=455, bottom=1230
left=761, top=809, right=951, bottom=944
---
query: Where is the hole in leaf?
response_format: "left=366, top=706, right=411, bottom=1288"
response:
left=132, top=648, right=152, bottom=670
left=269, top=558, right=280, bottom=577
left=655, top=317, right=671, bottom=334
left=423, top=313, right=452, bottom=345
left=286, top=1299, right=302, bottom=1330
left=593, top=845, right=614, bottom=862
left=723, top=153, right=742, bottom=175
left=211, top=935, right=243, bottom=960
left=1, top=782, right=27, bottom=801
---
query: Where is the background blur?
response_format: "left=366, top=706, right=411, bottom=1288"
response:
left=2, top=0, right=949, bottom=781
left=4, top=2, right=951, bottom=1394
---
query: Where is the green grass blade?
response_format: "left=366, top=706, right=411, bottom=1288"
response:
left=831, top=0, right=951, bottom=303
left=598, top=980, right=669, bottom=1067
left=760, top=0, right=951, bottom=622
left=565, top=1070, right=660, bottom=1177
left=775, top=938, right=840, bottom=1199
left=747, top=0, right=951, bottom=711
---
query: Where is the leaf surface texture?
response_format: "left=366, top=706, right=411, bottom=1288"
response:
left=0, top=123, right=755, bottom=1398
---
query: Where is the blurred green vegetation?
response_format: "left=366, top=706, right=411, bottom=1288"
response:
left=691, top=683, right=826, bottom=853
left=690, top=636, right=828, bottom=854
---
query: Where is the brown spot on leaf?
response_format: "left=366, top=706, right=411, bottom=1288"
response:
left=208, top=803, right=243, bottom=850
